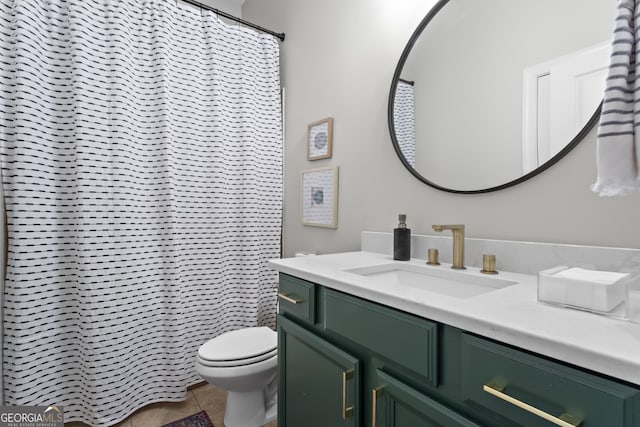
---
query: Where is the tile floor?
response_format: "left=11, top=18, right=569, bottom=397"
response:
left=65, top=382, right=277, bottom=427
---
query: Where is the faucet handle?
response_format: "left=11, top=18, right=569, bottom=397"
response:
left=427, top=248, right=440, bottom=266
left=432, top=224, right=465, bottom=232
left=481, top=254, right=498, bottom=275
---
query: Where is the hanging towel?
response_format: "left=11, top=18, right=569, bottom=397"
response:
left=591, top=0, right=640, bottom=196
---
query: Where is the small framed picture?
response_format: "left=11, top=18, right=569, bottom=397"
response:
left=301, top=166, right=339, bottom=228
left=307, top=117, right=333, bottom=160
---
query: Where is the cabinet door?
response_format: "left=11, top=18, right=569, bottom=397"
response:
left=372, top=370, right=481, bottom=427
left=278, top=315, right=362, bottom=427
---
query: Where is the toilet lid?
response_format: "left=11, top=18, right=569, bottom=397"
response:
left=198, top=326, right=277, bottom=362
left=197, top=347, right=277, bottom=367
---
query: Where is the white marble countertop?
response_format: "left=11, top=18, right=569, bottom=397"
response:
left=270, top=251, right=640, bottom=387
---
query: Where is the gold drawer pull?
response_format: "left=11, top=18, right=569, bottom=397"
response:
left=372, top=386, right=383, bottom=427
left=342, top=369, right=354, bottom=419
left=483, top=382, right=582, bottom=427
left=277, top=292, right=303, bottom=304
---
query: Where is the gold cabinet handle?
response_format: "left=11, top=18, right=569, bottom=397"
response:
left=342, top=370, right=354, bottom=419
left=277, top=292, right=303, bottom=304
left=483, top=382, right=582, bottom=427
left=372, top=386, right=383, bottom=427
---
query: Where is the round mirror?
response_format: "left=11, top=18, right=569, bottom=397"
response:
left=389, top=0, right=614, bottom=193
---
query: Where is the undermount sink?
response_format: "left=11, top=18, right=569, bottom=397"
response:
left=344, top=262, right=517, bottom=298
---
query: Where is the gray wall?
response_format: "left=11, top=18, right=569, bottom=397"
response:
left=198, top=0, right=244, bottom=16
left=242, top=0, right=640, bottom=257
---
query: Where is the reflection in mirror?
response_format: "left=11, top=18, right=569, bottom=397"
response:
left=393, top=79, right=416, bottom=167
left=389, top=0, right=614, bottom=193
left=521, top=41, right=609, bottom=174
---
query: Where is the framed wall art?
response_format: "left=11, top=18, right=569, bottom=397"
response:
left=307, top=117, right=333, bottom=160
left=301, top=166, right=339, bottom=228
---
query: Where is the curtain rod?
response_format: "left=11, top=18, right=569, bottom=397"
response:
left=399, top=78, right=414, bottom=86
left=179, top=0, right=285, bottom=42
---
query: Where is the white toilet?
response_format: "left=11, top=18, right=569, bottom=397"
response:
left=195, top=326, right=278, bottom=427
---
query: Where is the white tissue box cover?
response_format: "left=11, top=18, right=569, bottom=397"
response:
left=538, top=265, right=629, bottom=313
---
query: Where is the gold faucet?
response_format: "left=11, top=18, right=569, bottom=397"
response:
left=432, top=224, right=466, bottom=270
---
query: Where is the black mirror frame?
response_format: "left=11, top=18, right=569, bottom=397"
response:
left=388, top=0, right=602, bottom=194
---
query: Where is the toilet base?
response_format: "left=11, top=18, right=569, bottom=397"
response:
left=223, top=390, right=277, bottom=427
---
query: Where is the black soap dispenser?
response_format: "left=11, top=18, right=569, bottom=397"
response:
left=393, top=214, right=411, bottom=261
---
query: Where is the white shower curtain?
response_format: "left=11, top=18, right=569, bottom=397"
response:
left=0, top=0, right=282, bottom=425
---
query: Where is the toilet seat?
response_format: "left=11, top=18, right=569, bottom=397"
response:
left=197, top=348, right=277, bottom=367
left=197, top=326, right=277, bottom=368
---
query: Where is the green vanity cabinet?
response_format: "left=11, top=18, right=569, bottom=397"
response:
left=277, top=273, right=640, bottom=427
left=461, top=334, right=640, bottom=427
left=323, top=288, right=439, bottom=386
left=278, top=315, right=362, bottom=427
left=278, top=273, right=316, bottom=325
left=372, top=370, right=481, bottom=427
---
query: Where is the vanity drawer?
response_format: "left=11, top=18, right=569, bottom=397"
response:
left=323, top=288, right=438, bottom=386
left=278, top=274, right=316, bottom=325
left=461, top=333, right=640, bottom=427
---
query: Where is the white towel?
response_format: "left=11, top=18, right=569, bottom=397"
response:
left=553, top=267, right=628, bottom=284
left=591, top=0, right=640, bottom=196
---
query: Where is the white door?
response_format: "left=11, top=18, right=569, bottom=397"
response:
left=522, top=42, right=610, bottom=173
